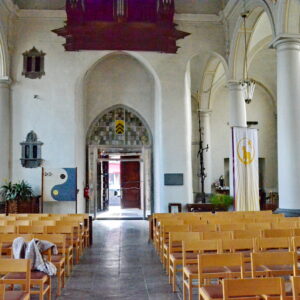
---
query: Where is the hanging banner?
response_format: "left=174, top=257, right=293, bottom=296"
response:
left=232, top=127, right=259, bottom=211
left=42, top=168, right=77, bottom=202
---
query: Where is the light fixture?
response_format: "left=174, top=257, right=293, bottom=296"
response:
left=239, top=7, right=256, bottom=104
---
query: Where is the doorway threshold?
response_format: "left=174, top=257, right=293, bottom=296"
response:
left=96, top=206, right=144, bottom=220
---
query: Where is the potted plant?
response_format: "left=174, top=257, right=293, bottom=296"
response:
left=0, top=180, right=34, bottom=214
left=210, top=193, right=233, bottom=211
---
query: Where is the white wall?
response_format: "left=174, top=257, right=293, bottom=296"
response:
left=85, top=54, right=155, bottom=131
left=208, top=84, right=277, bottom=193
left=8, top=9, right=225, bottom=213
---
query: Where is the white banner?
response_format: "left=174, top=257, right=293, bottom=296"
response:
left=232, top=127, right=259, bottom=211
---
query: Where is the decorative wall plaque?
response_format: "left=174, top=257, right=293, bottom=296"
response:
left=22, top=47, right=45, bottom=79
left=20, top=131, right=43, bottom=168
left=164, top=174, right=184, bottom=186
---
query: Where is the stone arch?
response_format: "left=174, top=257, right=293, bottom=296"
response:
left=0, top=28, right=8, bottom=77
left=276, top=0, right=300, bottom=35
left=199, top=55, right=228, bottom=111
left=86, top=104, right=153, bottom=148
left=75, top=50, right=164, bottom=213
left=229, top=2, right=276, bottom=80
left=188, top=51, right=228, bottom=110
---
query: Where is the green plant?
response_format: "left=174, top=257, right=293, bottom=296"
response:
left=210, top=193, right=233, bottom=210
left=0, top=180, right=33, bottom=202
left=14, top=180, right=33, bottom=201
left=0, top=181, right=17, bottom=202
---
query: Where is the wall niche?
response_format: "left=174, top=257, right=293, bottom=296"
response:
left=22, top=47, right=46, bottom=79
left=20, top=131, right=43, bottom=168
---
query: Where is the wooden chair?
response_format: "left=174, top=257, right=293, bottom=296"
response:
left=221, top=277, right=286, bottom=300
left=40, top=216, right=62, bottom=221
left=8, top=220, right=31, bottom=227
left=32, top=220, right=57, bottom=227
left=291, top=276, right=300, bottom=300
left=156, top=219, right=184, bottom=256
left=0, top=226, right=16, bottom=234
left=16, top=215, right=41, bottom=221
left=0, top=217, right=15, bottom=221
left=168, top=232, right=202, bottom=292
left=191, top=224, right=217, bottom=232
left=56, top=221, right=83, bottom=261
left=272, top=222, right=298, bottom=229
left=182, top=239, right=221, bottom=300
left=0, top=221, right=7, bottom=227
left=251, top=251, right=298, bottom=277
left=3, top=260, right=51, bottom=300
left=0, top=234, right=33, bottom=257
left=232, top=229, right=261, bottom=239
left=245, top=223, right=271, bottom=230
left=160, top=224, right=189, bottom=264
left=0, top=259, right=31, bottom=300
left=18, top=225, right=45, bottom=234
left=220, top=238, right=255, bottom=265
left=198, top=253, right=244, bottom=286
left=46, top=225, right=74, bottom=275
left=163, top=226, right=197, bottom=274
left=68, top=214, right=90, bottom=247
left=203, top=231, right=232, bottom=240
left=34, top=233, right=66, bottom=296
left=217, top=224, right=245, bottom=231
left=263, top=229, right=294, bottom=238
left=256, top=237, right=291, bottom=252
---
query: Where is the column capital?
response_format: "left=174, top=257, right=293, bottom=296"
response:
left=227, top=80, right=243, bottom=91
left=199, top=109, right=212, bottom=117
left=0, top=76, right=12, bottom=87
left=270, top=34, right=300, bottom=50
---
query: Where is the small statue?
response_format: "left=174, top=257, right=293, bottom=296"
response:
left=219, top=175, right=224, bottom=187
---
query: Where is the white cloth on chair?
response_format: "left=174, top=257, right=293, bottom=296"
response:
left=12, top=237, right=57, bottom=276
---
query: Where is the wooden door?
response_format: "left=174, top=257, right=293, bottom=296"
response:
left=120, top=158, right=140, bottom=209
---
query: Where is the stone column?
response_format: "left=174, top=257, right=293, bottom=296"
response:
left=272, top=36, right=300, bottom=216
left=228, top=80, right=247, bottom=127
left=228, top=81, right=247, bottom=196
left=0, top=77, right=10, bottom=185
left=199, top=110, right=212, bottom=194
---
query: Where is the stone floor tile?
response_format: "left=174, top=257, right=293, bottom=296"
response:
left=56, top=220, right=180, bottom=300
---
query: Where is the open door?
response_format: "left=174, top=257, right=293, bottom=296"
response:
left=97, top=156, right=109, bottom=211
left=120, top=157, right=140, bottom=209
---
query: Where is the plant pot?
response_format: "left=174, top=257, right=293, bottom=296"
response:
left=6, top=200, right=18, bottom=214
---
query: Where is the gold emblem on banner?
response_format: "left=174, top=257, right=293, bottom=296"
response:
left=237, top=138, right=255, bottom=165
left=115, top=120, right=125, bottom=135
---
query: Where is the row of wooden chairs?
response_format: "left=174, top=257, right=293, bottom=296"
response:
left=168, top=235, right=300, bottom=296
left=0, top=213, right=91, bottom=299
left=0, top=214, right=90, bottom=248
left=159, top=225, right=300, bottom=265
left=197, top=253, right=300, bottom=300
left=153, top=212, right=290, bottom=253
left=0, top=233, right=67, bottom=298
left=160, top=226, right=300, bottom=268
left=151, top=211, right=300, bottom=300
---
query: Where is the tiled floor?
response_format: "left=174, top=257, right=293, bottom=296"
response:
left=97, top=207, right=144, bottom=220
left=57, top=220, right=180, bottom=300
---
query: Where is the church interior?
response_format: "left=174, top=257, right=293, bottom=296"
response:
left=0, top=0, right=300, bottom=299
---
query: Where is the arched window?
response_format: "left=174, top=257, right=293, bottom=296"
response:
left=89, top=106, right=151, bottom=146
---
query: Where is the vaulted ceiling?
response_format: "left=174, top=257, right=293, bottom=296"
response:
left=13, top=0, right=227, bottom=14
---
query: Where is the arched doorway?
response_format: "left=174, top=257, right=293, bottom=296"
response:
left=87, top=105, right=152, bottom=219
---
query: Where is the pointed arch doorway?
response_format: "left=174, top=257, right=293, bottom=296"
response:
left=87, top=105, right=153, bottom=220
